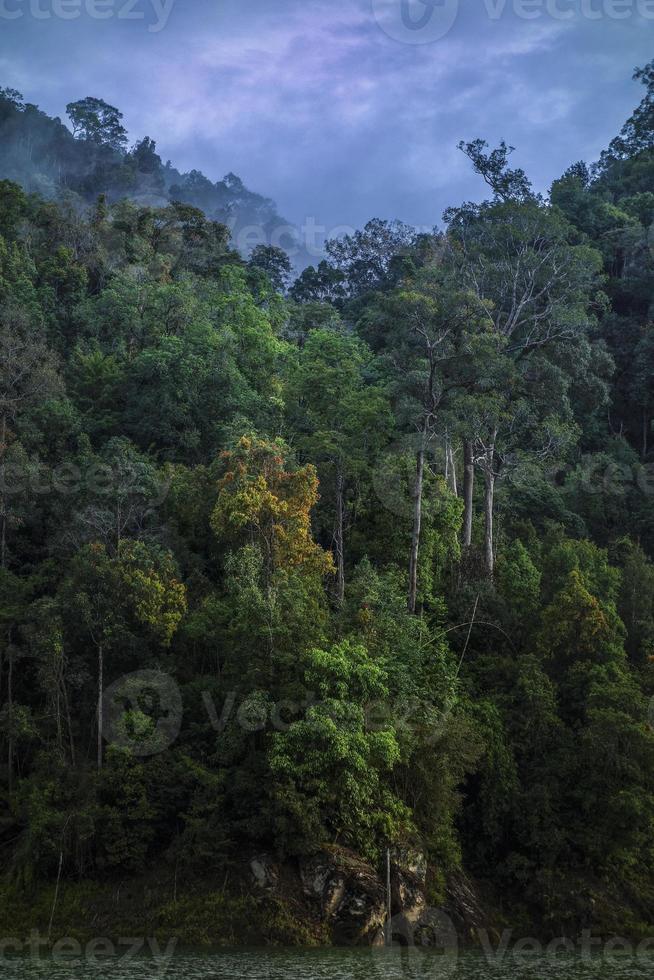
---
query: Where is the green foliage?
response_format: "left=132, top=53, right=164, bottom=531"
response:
left=268, top=640, right=410, bottom=858
left=2, top=68, right=654, bottom=940
left=66, top=97, right=128, bottom=150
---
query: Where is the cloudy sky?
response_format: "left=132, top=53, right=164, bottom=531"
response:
left=0, top=0, right=650, bottom=231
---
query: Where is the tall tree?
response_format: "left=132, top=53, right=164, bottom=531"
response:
left=446, top=179, right=601, bottom=574
left=286, top=328, right=391, bottom=603
left=360, top=263, right=486, bottom=610
left=61, top=541, right=186, bottom=769
left=66, top=97, right=128, bottom=151
left=0, top=306, right=61, bottom=567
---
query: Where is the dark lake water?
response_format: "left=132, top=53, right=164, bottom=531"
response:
left=3, top=946, right=654, bottom=979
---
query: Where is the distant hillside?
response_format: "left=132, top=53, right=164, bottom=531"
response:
left=0, top=87, right=291, bottom=251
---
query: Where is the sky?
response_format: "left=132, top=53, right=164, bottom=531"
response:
left=0, top=0, right=651, bottom=233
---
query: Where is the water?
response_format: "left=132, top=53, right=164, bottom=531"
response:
left=2, top=946, right=654, bottom=979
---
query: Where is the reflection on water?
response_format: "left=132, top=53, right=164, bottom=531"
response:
left=2, top=946, right=654, bottom=979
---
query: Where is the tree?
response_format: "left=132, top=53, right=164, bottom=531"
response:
left=0, top=181, right=27, bottom=240
left=0, top=305, right=61, bottom=567
left=66, top=97, right=128, bottom=151
left=326, top=218, right=417, bottom=298
left=289, top=261, right=346, bottom=305
left=211, top=435, right=334, bottom=581
left=360, top=263, right=488, bottom=610
left=631, top=324, right=654, bottom=457
left=268, top=640, right=407, bottom=857
left=599, top=60, right=654, bottom=164
left=612, top=538, right=654, bottom=662
left=457, top=139, right=533, bottom=203
left=129, top=136, right=162, bottom=174
left=445, top=193, right=601, bottom=574
left=62, top=437, right=165, bottom=554
left=61, top=541, right=186, bottom=769
left=0, top=88, right=25, bottom=111
left=286, top=329, right=391, bottom=603
left=248, top=245, right=292, bottom=293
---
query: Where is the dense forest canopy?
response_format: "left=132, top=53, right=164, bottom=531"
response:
left=1, top=61, right=654, bottom=936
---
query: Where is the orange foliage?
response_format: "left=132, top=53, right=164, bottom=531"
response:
left=211, top=435, right=335, bottom=577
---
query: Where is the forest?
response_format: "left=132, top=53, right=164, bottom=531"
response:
left=1, top=62, right=654, bottom=944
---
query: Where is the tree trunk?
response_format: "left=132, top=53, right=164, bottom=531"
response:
left=445, top=438, right=458, bottom=496
left=97, top=643, right=103, bottom=770
left=483, top=437, right=497, bottom=578
left=408, top=432, right=426, bottom=614
left=334, top=468, right=345, bottom=605
left=462, top=439, right=474, bottom=548
left=643, top=409, right=649, bottom=459
left=0, top=413, right=6, bottom=570
left=7, top=644, right=12, bottom=794
left=63, top=677, right=75, bottom=767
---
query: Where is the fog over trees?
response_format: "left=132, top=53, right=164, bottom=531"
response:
left=1, top=63, right=654, bottom=941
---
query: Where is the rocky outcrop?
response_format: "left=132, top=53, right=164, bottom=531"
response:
left=249, top=854, right=279, bottom=891
left=390, top=851, right=428, bottom=929
left=444, top=869, right=491, bottom=942
left=299, top=848, right=387, bottom=945
left=248, top=844, right=492, bottom=948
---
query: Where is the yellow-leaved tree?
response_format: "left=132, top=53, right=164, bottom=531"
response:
left=211, top=435, right=334, bottom=579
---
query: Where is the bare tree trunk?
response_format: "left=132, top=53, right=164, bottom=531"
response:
left=0, top=414, right=6, bottom=570
left=48, top=848, right=64, bottom=942
left=448, top=443, right=458, bottom=496
left=445, top=438, right=458, bottom=496
left=483, top=436, right=497, bottom=578
left=62, top=676, right=75, bottom=767
left=643, top=409, right=649, bottom=459
left=0, top=502, right=5, bottom=571
left=48, top=815, right=70, bottom=941
left=484, top=470, right=495, bottom=577
left=97, top=644, right=103, bottom=771
left=7, top=644, right=13, bottom=793
left=462, top=440, right=474, bottom=548
left=408, top=430, right=426, bottom=614
left=334, top=468, right=345, bottom=605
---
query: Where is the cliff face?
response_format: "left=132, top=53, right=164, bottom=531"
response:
left=0, top=845, right=493, bottom=949
left=194, top=845, right=493, bottom=949
left=3, top=848, right=654, bottom=950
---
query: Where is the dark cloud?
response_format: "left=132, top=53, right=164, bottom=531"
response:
left=0, top=0, right=650, bottom=231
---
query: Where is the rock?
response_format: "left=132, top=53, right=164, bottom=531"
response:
left=299, top=847, right=387, bottom=945
left=390, top=845, right=428, bottom=930
left=393, top=846, right=428, bottom=883
left=375, top=907, right=459, bottom=955
left=300, top=856, right=348, bottom=918
left=391, top=865, right=427, bottom=926
left=249, top=853, right=279, bottom=891
left=444, top=869, right=489, bottom=941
